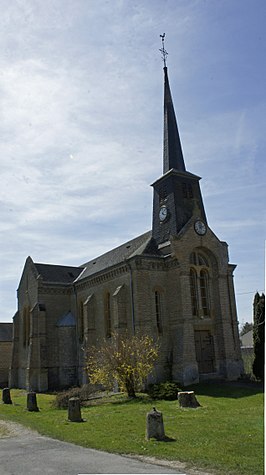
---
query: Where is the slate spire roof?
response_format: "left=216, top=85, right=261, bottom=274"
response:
left=163, top=66, right=186, bottom=174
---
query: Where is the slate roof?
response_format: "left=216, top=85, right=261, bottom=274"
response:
left=33, top=231, right=160, bottom=286
left=34, top=263, right=84, bottom=284
left=0, top=323, right=13, bottom=341
left=57, top=311, right=76, bottom=327
left=163, top=66, right=186, bottom=174
left=77, top=230, right=158, bottom=282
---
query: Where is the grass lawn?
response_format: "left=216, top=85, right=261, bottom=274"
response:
left=0, top=383, right=263, bottom=475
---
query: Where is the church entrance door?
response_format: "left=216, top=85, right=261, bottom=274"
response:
left=194, top=330, right=215, bottom=373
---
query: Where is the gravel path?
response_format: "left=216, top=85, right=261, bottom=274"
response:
left=0, top=419, right=213, bottom=475
left=0, top=419, right=38, bottom=438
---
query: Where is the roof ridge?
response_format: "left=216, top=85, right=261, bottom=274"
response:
left=77, top=231, right=153, bottom=282
left=34, top=262, right=83, bottom=269
left=81, top=230, right=151, bottom=267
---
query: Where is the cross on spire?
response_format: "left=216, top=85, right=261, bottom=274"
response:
left=159, top=33, right=168, bottom=67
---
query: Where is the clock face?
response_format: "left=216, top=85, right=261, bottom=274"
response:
left=159, top=205, right=168, bottom=222
left=194, top=220, right=207, bottom=236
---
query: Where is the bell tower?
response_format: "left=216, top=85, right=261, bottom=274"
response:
left=152, top=37, right=207, bottom=246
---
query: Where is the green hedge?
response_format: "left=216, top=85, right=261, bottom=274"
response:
left=147, top=382, right=182, bottom=400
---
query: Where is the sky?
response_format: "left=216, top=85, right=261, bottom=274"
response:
left=0, top=0, right=265, bottom=325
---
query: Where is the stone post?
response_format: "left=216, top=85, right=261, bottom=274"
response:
left=146, top=407, right=165, bottom=440
left=68, top=397, right=83, bottom=422
left=2, top=388, right=12, bottom=404
left=27, top=392, right=39, bottom=412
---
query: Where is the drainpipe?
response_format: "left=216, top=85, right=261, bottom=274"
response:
left=127, top=260, right=135, bottom=335
left=73, top=283, right=80, bottom=385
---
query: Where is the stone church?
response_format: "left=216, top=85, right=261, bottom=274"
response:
left=10, top=64, right=243, bottom=392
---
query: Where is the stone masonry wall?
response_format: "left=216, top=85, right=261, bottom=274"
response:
left=0, top=342, right=12, bottom=387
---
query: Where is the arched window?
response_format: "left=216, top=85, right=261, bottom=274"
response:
left=200, top=270, right=210, bottom=317
left=154, top=290, right=163, bottom=334
left=189, top=269, right=198, bottom=316
left=78, top=301, right=84, bottom=342
left=23, top=306, right=30, bottom=346
left=104, top=292, right=111, bottom=338
left=190, top=252, right=209, bottom=267
left=189, top=251, right=211, bottom=318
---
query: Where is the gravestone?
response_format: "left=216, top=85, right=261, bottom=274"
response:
left=68, top=397, right=83, bottom=422
left=178, top=391, right=200, bottom=408
left=27, top=392, right=39, bottom=412
left=2, top=388, right=12, bottom=404
left=146, top=407, right=165, bottom=440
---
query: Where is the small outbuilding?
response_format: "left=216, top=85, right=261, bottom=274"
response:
left=241, top=330, right=254, bottom=358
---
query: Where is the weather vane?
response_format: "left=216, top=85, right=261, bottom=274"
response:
left=159, top=33, right=168, bottom=67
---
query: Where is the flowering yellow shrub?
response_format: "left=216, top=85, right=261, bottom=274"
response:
left=86, top=332, right=159, bottom=397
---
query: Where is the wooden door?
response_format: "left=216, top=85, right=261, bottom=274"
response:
left=194, top=330, right=215, bottom=373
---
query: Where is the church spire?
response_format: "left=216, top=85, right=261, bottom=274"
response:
left=152, top=36, right=207, bottom=245
left=160, top=35, right=186, bottom=174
